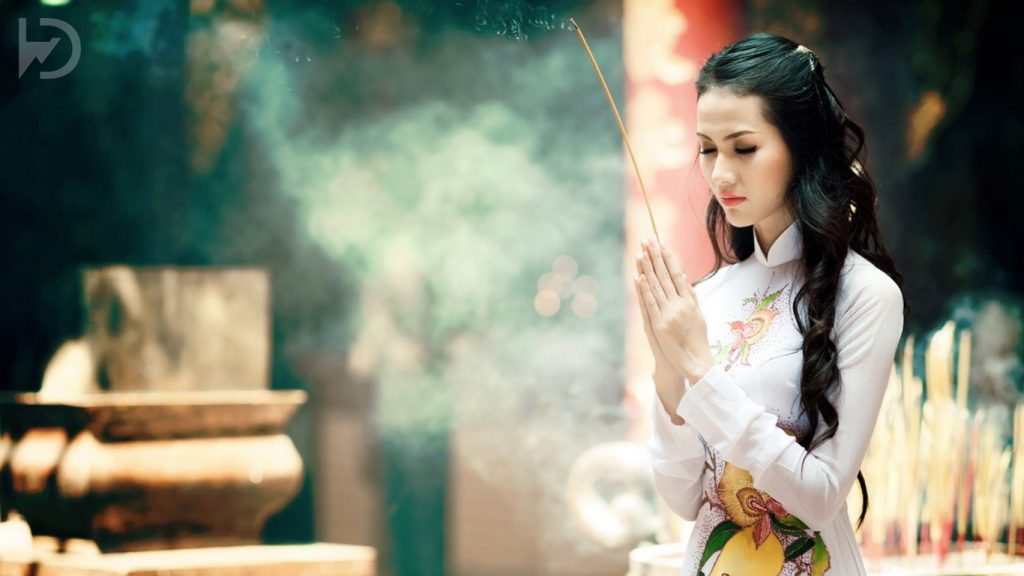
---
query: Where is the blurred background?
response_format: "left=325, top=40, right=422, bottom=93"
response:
left=1, top=0, right=1022, bottom=575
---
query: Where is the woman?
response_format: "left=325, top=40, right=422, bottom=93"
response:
left=636, top=33, right=906, bottom=575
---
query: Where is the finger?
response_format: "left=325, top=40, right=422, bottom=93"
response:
left=638, top=250, right=668, bottom=309
left=636, top=275, right=662, bottom=331
left=638, top=273, right=661, bottom=317
left=661, top=245, right=693, bottom=298
left=636, top=279, right=666, bottom=357
left=634, top=276, right=654, bottom=332
left=647, top=241, right=678, bottom=298
left=635, top=277, right=669, bottom=368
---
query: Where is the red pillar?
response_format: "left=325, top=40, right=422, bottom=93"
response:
left=623, top=0, right=745, bottom=440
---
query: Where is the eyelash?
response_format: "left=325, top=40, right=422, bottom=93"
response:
left=698, top=146, right=757, bottom=155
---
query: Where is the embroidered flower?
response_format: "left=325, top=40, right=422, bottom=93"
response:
left=735, top=307, right=779, bottom=344
left=711, top=283, right=788, bottom=370
left=717, top=463, right=789, bottom=548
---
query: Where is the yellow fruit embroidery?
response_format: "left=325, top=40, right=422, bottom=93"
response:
left=709, top=526, right=784, bottom=576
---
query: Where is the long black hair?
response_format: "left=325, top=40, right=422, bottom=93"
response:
left=694, top=33, right=907, bottom=529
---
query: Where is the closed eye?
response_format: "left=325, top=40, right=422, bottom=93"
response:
left=698, top=146, right=757, bottom=155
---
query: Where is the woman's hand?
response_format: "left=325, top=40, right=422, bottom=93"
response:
left=634, top=248, right=685, bottom=424
left=634, top=239, right=715, bottom=388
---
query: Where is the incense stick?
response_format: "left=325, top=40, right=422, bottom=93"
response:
left=569, top=17, right=660, bottom=243
left=955, top=329, right=972, bottom=549
left=900, top=335, right=922, bottom=557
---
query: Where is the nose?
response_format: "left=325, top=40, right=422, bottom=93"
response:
left=709, top=156, right=736, bottom=191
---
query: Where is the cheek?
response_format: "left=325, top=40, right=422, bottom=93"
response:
left=698, top=156, right=713, bottom=181
left=754, top=149, right=792, bottom=198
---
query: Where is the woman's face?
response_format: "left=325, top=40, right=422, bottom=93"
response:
left=696, top=87, right=795, bottom=242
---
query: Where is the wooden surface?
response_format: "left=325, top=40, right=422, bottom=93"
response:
left=0, top=543, right=375, bottom=576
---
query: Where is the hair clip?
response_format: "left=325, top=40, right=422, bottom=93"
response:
left=795, top=44, right=816, bottom=72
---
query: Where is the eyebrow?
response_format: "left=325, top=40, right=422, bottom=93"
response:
left=696, top=130, right=759, bottom=141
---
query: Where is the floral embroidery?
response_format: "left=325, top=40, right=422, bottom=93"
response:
left=718, top=464, right=788, bottom=548
left=711, top=283, right=789, bottom=371
left=697, top=427, right=831, bottom=576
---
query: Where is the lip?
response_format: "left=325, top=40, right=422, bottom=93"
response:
left=718, top=195, right=746, bottom=207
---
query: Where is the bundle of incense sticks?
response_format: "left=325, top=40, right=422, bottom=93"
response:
left=972, top=410, right=1012, bottom=556
left=922, top=321, right=958, bottom=560
left=853, top=335, right=921, bottom=555
left=856, top=366, right=907, bottom=556
left=854, top=319, right=1024, bottom=564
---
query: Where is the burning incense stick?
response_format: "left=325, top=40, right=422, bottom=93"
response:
left=955, top=329, right=972, bottom=549
left=901, top=335, right=922, bottom=557
left=569, top=17, right=660, bottom=243
left=923, top=322, right=958, bottom=561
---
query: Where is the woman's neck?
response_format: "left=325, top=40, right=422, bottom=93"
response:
left=754, top=213, right=796, bottom=257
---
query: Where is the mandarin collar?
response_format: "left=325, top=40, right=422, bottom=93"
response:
left=753, top=219, right=802, bottom=267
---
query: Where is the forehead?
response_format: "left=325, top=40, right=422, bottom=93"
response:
left=696, top=88, right=772, bottom=137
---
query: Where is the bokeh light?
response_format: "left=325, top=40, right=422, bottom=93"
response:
left=534, top=289, right=561, bottom=317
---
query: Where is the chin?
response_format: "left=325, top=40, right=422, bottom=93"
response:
left=722, top=213, right=754, bottom=228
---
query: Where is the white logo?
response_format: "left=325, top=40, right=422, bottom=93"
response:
left=18, top=18, right=81, bottom=79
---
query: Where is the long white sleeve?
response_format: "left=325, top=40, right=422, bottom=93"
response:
left=647, top=391, right=707, bottom=521
left=675, top=272, right=904, bottom=531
